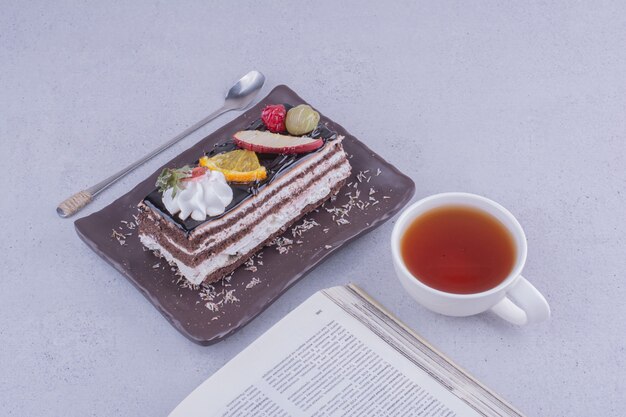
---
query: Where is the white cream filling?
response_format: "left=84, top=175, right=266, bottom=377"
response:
left=140, top=162, right=351, bottom=285
left=140, top=234, right=212, bottom=285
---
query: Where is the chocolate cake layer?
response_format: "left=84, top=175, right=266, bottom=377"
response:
left=146, top=177, right=347, bottom=284
left=138, top=157, right=348, bottom=267
left=138, top=138, right=352, bottom=285
left=139, top=139, right=347, bottom=253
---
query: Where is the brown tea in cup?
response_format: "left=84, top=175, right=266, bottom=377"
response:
left=400, top=206, right=516, bottom=294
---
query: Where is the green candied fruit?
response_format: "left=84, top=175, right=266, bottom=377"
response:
left=285, top=104, right=320, bottom=136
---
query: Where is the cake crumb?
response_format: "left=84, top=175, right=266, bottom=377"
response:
left=271, top=237, right=294, bottom=254
left=198, top=283, right=242, bottom=312
left=244, top=257, right=258, bottom=272
left=223, top=290, right=240, bottom=304
left=176, top=275, right=200, bottom=291
left=246, top=277, right=261, bottom=289
left=291, top=218, right=320, bottom=238
left=325, top=245, right=333, bottom=249
left=121, top=219, right=137, bottom=231
left=356, top=170, right=372, bottom=184
left=111, top=229, right=127, bottom=246
left=152, top=263, right=160, bottom=269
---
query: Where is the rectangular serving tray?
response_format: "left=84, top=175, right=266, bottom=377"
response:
left=74, top=85, right=415, bottom=345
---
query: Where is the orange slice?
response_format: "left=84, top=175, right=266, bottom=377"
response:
left=199, top=149, right=267, bottom=183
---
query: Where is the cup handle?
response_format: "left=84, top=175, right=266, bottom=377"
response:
left=490, top=275, right=550, bottom=325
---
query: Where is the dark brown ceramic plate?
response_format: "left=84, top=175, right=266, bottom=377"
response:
left=74, top=85, right=415, bottom=345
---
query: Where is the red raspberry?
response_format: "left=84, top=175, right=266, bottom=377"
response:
left=261, top=104, right=286, bottom=133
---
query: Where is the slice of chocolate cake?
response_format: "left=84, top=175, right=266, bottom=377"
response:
left=137, top=104, right=352, bottom=285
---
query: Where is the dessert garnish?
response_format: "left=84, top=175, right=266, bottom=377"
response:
left=157, top=166, right=233, bottom=221
left=156, top=165, right=194, bottom=197
left=233, top=130, right=324, bottom=154
left=261, top=104, right=287, bottom=133
left=285, top=104, right=320, bottom=136
left=184, top=166, right=209, bottom=181
left=199, top=149, right=267, bottom=182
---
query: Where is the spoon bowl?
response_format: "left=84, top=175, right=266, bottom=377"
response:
left=224, top=70, right=266, bottom=110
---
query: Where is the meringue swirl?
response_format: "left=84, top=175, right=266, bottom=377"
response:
left=162, top=170, right=233, bottom=221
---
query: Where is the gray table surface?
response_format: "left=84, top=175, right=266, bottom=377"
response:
left=2, top=1, right=625, bottom=416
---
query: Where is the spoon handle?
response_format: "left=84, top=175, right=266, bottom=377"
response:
left=57, top=105, right=230, bottom=218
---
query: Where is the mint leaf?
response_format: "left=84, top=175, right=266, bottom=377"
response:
left=156, top=165, right=192, bottom=197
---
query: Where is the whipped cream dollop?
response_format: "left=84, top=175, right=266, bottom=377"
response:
left=162, top=170, right=233, bottom=221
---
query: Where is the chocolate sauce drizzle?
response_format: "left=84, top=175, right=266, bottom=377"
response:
left=143, top=105, right=337, bottom=235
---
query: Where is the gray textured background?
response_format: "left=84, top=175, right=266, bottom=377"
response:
left=2, top=1, right=625, bottom=416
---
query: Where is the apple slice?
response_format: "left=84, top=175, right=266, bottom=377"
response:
left=233, top=130, right=324, bottom=154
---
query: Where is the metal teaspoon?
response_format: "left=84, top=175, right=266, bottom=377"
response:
left=57, top=70, right=266, bottom=218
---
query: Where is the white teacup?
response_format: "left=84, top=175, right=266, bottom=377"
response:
left=391, top=192, right=550, bottom=325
